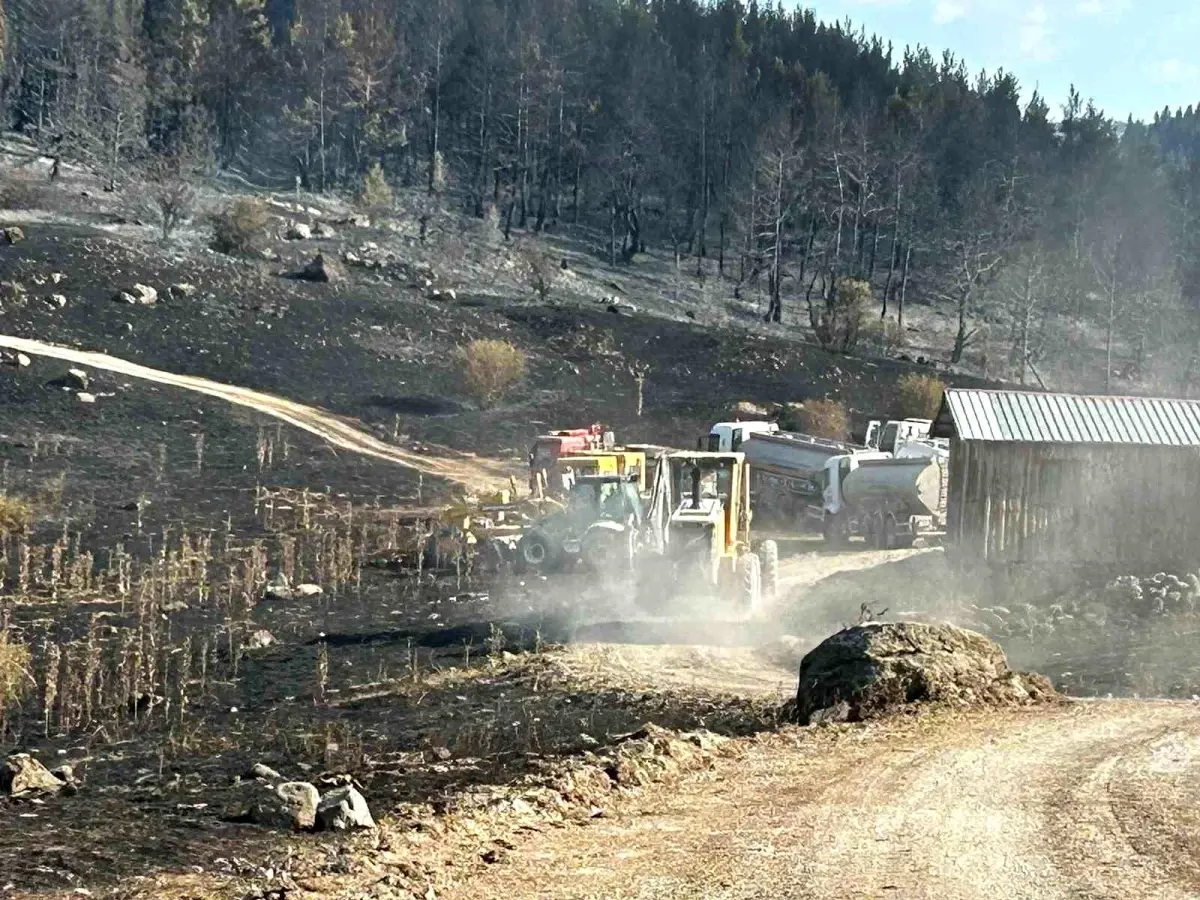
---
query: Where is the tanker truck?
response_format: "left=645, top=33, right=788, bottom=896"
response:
left=741, top=431, right=864, bottom=529
left=821, top=452, right=948, bottom=549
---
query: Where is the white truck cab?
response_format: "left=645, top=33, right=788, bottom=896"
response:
left=865, top=418, right=933, bottom=454
left=703, top=420, right=780, bottom=452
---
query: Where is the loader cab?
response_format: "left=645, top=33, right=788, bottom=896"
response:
left=703, top=421, right=779, bottom=452
left=564, top=474, right=644, bottom=528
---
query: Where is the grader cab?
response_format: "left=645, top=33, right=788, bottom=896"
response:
left=639, top=451, right=777, bottom=613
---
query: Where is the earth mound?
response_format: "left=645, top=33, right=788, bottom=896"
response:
left=795, top=621, right=1058, bottom=724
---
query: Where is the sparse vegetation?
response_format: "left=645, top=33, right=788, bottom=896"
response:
left=0, top=176, right=47, bottom=211
left=801, top=399, right=850, bottom=441
left=812, top=278, right=870, bottom=353
left=518, top=241, right=557, bottom=302
left=898, top=373, right=947, bottom=419
left=458, top=339, right=528, bottom=407
left=210, top=197, right=270, bottom=255
left=0, top=631, right=31, bottom=727
left=359, top=162, right=394, bottom=211
left=0, top=495, right=31, bottom=533
left=148, top=176, right=196, bottom=242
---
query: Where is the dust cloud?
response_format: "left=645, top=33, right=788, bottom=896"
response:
left=487, top=536, right=1200, bottom=701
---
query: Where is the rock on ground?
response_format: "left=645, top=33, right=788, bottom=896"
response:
left=2, top=226, right=25, bottom=244
left=794, top=622, right=1058, bottom=725
left=298, top=253, right=342, bottom=283
left=285, top=221, right=313, bottom=240
left=226, top=780, right=319, bottom=830
left=114, top=284, right=158, bottom=306
left=2, top=753, right=65, bottom=796
left=316, top=785, right=376, bottom=831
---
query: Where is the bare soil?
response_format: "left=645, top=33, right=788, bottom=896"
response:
left=436, top=700, right=1200, bottom=900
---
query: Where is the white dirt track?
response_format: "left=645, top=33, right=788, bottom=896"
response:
left=0, top=335, right=516, bottom=494
left=440, top=700, right=1200, bottom=900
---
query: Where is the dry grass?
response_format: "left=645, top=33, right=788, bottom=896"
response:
left=898, top=373, right=946, bottom=419
left=802, top=399, right=850, bottom=441
left=0, top=494, right=32, bottom=533
left=210, top=197, right=270, bottom=255
left=0, top=174, right=48, bottom=211
left=458, top=339, right=528, bottom=407
left=0, top=631, right=32, bottom=724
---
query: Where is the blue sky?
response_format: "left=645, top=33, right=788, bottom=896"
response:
left=805, top=1, right=1200, bottom=121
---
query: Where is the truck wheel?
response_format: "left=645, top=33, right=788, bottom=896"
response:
left=822, top=514, right=848, bottom=548
left=758, top=540, right=779, bottom=601
left=882, top=516, right=897, bottom=551
left=740, top=552, right=762, bottom=615
left=515, top=531, right=556, bottom=574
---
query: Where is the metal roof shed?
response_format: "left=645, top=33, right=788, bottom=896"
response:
left=934, top=389, right=1200, bottom=566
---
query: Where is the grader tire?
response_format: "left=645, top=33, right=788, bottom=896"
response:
left=740, top=552, right=762, bottom=615
left=759, top=540, right=779, bottom=601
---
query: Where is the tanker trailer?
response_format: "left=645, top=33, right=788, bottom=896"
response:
left=741, top=431, right=862, bottom=529
left=821, top=453, right=948, bottom=549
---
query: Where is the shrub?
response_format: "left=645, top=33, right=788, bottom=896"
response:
left=898, top=373, right=947, bottom=420
left=812, top=277, right=870, bottom=352
left=802, top=399, right=850, bottom=441
left=458, top=339, right=527, bottom=407
left=0, top=495, right=32, bottom=533
left=0, top=631, right=32, bottom=725
left=210, top=197, right=270, bottom=254
left=360, top=162, right=394, bottom=211
left=518, top=241, right=556, bottom=302
left=149, top=177, right=197, bottom=242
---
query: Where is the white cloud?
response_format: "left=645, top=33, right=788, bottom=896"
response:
left=1153, top=59, right=1200, bottom=86
left=1019, top=3, right=1056, bottom=62
left=1074, top=0, right=1130, bottom=16
left=932, top=0, right=967, bottom=24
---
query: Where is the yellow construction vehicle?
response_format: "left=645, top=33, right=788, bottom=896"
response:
left=538, top=448, right=648, bottom=496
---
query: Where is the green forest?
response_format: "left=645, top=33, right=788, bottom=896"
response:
left=2, top=0, right=1200, bottom=391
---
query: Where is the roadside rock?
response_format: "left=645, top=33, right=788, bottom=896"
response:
left=2, top=226, right=25, bottom=245
left=250, top=763, right=282, bottom=782
left=298, top=253, right=342, bottom=283
left=76, top=392, right=97, bottom=404
left=2, top=753, right=65, bottom=796
left=0, top=350, right=31, bottom=367
left=66, top=368, right=90, bottom=390
left=276, top=781, right=320, bottom=830
left=285, top=221, right=313, bottom=240
left=794, top=622, right=1058, bottom=725
left=114, top=283, right=158, bottom=306
left=313, top=222, right=337, bottom=239
left=226, top=780, right=319, bottom=830
left=316, top=785, right=376, bottom=831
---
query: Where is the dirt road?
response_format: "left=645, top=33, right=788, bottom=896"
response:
left=0, top=335, right=517, bottom=494
left=440, top=700, right=1200, bottom=900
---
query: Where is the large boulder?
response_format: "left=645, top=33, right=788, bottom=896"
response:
left=2, top=753, right=65, bottom=796
left=316, top=785, right=376, bottom=831
left=298, top=253, right=342, bottom=283
left=794, top=622, right=1057, bottom=725
left=2, top=227, right=25, bottom=245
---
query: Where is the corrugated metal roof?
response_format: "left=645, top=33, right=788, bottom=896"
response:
left=940, top=389, right=1200, bottom=445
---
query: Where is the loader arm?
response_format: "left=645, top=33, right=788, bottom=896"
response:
left=646, top=452, right=673, bottom=553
